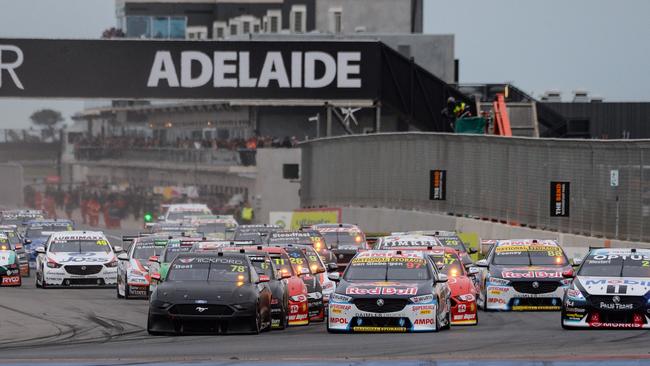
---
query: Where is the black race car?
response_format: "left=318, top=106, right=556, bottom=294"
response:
left=267, top=230, right=336, bottom=266
left=233, top=224, right=281, bottom=244
left=147, top=252, right=273, bottom=335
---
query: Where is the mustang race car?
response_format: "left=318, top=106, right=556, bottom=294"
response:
left=0, top=234, right=21, bottom=286
left=117, top=236, right=170, bottom=299
left=147, top=252, right=272, bottom=335
left=327, top=250, right=451, bottom=333
left=476, top=239, right=574, bottom=311
left=562, top=248, right=650, bottom=329
left=312, top=223, right=368, bottom=272
left=428, top=247, right=479, bottom=325
left=35, top=231, right=120, bottom=288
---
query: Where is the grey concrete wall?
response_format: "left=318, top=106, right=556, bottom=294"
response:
left=340, top=206, right=650, bottom=259
left=0, top=163, right=24, bottom=208
left=253, top=148, right=302, bottom=223
left=315, top=0, right=413, bottom=34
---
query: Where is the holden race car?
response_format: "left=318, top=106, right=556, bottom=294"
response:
left=562, top=248, right=650, bottom=329
left=427, top=247, right=479, bottom=325
left=148, top=238, right=195, bottom=293
left=475, top=239, right=574, bottom=311
left=312, top=223, right=368, bottom=272
left=147, top=252, right=272, bottom=335
left=327, top=250, right=451, bottom=333
left=162, top=203, right=212, bottom=223
left=35, top=231, right=120, bottom=288
left=24, top=219, right=74, bottom=266
left=0, top=225, right=30, bottom=276
left=0, top=234, right=21, bottom=286
left=392, top=231, right=475, bottom=267
left=262, top=246, right=310, bottom=326
left=117, top=236, right=170, bottom=299
left=233, top=224, right=281, bottom=245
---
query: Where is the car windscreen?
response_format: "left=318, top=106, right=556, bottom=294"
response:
left=344, top=256, right=430, bottom=281
left=379, top=238, right=439, bottom=249
left=167, top=257, right=250, bottom=282
left=578, top=253, right=650, bottom=277
left=429, top=252, right=466, bottom=276
left=27, top=224, right=71, bottom=238
left=197, top=223, right=227, bottom=234
left=321, top=231, right=364, bottom=248
left=270, top=253, right=294, bottom=276
left=49, top=239, right=111, bottom=253
left=233, top=231, right=264, bottom=244
left=284, top=248, right=310, bottom=274
left=492, top=244, right=567, bottom=266
left=249, top=256, right=274, bottom=277
left=162, top=245, right=192, bottom=262
left=133, top=242, right=167, bottom=260
left=2, top=231, right=20, bottom=247
left=167, top=210, right=209, bottom=221
left=436, top=236, right=467, bottom=252
left=0, top=236, right=12, bottom=250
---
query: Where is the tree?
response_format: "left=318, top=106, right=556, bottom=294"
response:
left=30, top=109, right=63, bottom=139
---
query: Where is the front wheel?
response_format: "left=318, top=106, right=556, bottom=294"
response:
left=441, top=299, right=451, bottom=330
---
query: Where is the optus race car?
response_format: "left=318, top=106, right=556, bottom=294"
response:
left=562, top=248, right=650, bottom=329
left=327, top=250, right=451, bottom=333
left=427, top=248, right=479, bottom=325
left=117, top=236, right=169, bottom=299
left=35, top=231, right=120, bottom=288
left=476, top=239, right=574, bottom=311
left=147, top=252, right=272, bottom=335
left=0, top=234, right=21, bottom=286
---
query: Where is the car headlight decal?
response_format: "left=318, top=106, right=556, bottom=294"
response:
left=330, top=293, right=352, bottom=303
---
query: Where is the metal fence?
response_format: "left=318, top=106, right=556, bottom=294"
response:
left=75, top=147, right=256, bottom=166
left=301, top=133, right=650, bottom=242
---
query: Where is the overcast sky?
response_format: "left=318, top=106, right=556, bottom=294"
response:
left=1, top=0, right=650, bottom=129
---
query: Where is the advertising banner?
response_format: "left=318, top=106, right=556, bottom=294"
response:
left=550, top=181, right=570, bottom=217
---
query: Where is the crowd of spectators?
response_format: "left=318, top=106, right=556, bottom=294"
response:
left=74, top=135, right=299, bottom=151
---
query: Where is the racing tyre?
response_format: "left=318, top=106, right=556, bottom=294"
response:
left=275, top=306, right=288, bottom=330
left=146, top=312, right=165, bottom=336
left=262, top=307, right=272, bottom=332
left=35, top=273, right=41, bottom=288
left=117, top=283, right=124, bottom=299
left=124, top=283, right=131, bottom=299
left=441, top=300, right=451, bottom=330
left=251, top=308, right=262, bottom=334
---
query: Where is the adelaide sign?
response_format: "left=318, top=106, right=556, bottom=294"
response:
left=0, top=39, right=380, bottom=100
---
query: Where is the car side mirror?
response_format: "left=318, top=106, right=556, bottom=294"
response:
left=150, top=273, right=161, bottom=281
left=468, top=266, right=481, bottom=276
left=468, top=248, right=478, bottom=254
left=258, top=275, right=270, bottom=283
left=437, top=274, right=448, bottom=283
left=572, top=257, right=583, bottom=267
left=326, top=262, right=339, bottom=273
left=148, top=255, right=159, bottom=263
left=562, top=269, right=575, bottom=278
left=113, top=246, right=123, bottom=253
left=327, top=272, right=341, bottom=282
left=35, top=246, right=46, bottom=254
left=24, top=239, right=32, bottom=245
left=475, top=259, right=488, bottom=268
left=117, top=253, right=129, bottom=261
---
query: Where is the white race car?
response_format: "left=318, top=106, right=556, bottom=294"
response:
left=117, top=236, right=169, bottom=299
left=35, top=231, right=120, bottom=288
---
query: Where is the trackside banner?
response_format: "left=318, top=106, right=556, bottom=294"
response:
left=0, top=39, right=380, bottom=100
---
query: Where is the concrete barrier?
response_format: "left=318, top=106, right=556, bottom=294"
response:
left=340, top=206, right=650, bottom=258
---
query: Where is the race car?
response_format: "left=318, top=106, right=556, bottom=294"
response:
left=0, top=225, right=30, bottom=276
left=375, top=234, right=442, bottom=251
left=427, top=247, right=479, bottom=325
left=475, top=239, right=574, bottom=311
left=272, top=244, right=326, bottom=322
left=220, top=247, right=290, bottom=329
left=24, top=219, right=74, bottom=266
left=0, top=210, right=44, bottom=228
left=161, top=203, right=212, bottom=223
left=35, top=231, right=120, bottom=288
left=311, top=223, right=369, bottom=272
left=147, top=252, right=272, bottom=335
left=0, top=233, right=21, bottom=286
left=117, top=236, right=170, bottom=299
left=148, top=238, right=195, bottom=293
left=327, top=250, right=451, bottom=333
left=267, top=230, right=336, bottom=266
left=562, top=248, right=650, bottom=329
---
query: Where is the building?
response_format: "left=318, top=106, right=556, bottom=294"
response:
left=116, top=0, right=423, bottom=39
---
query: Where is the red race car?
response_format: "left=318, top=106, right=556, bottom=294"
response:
left=427, top=247, right=479, bottom=325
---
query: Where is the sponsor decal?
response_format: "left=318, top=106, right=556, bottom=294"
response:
left=512, top=305, right=561, bottom=311
left=564, top=313, right=584, bottom=319
left=345, top=286, right=418, bottom=296
left=330, top=317, right=349, bottom=324
left=584, top=278, right=650, bottom=286
left=1, top=275, right=20, bottom=285
left=599, top=302, right=634, bottom=311
left=590, top=322, right=643, bottom=329
left=411, top=305, right=434, bottom=311
left=565, top=307, right=586, bottom=313
left=502, top=271, right=561, bottom=279
left=413, top=318, right=434, bottom=325
left=457, top=304, right=467, bottom=313
left=488, top=297, right=506, bottom=304
left=352, top=326, right=406, bottom=333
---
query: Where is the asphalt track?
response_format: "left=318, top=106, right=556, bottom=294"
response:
left=1, top=230, right=649, bottom=364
